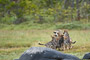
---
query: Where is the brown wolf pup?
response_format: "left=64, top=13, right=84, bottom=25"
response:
left=63, top=30, right=76, bottom=50
left=38, top=36, right=58, bottom=49
left=53, top=30, right=76, bottom=50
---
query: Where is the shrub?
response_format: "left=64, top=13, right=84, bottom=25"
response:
left=55, top=22, right=83, bottom=30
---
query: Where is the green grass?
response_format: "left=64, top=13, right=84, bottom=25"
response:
left=0, top=22, right=90, bottom=30
left=0, top=30, right=90, bottom=60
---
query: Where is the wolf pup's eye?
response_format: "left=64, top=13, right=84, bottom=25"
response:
left=54, top=32, right=56, bottom=33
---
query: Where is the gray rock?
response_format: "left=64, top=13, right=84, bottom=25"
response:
left=83, top=53, right=90, bottom=59
left=14, top=59, right=19, bottom=60
left=15, top=47, right=80, bottom=60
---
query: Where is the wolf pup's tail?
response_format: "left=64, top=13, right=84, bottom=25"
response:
left=71, top=41, right=76, bottom=44
left=38, top=43, right=45, bottom=45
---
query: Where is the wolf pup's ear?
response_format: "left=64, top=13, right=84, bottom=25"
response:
left=64, top=29, right=68, bottom=32
left=63, top=29, right=68, bottom=34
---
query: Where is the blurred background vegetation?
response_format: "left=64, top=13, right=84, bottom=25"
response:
left=0, top=0, right=90, bottom=30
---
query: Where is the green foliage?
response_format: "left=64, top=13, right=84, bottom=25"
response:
left=55, top=22, right=83, bottom=29
left=55, top=22, right=90, bottom=30
left=0, top=21, right=90, bottom=30
left=0, top=15, right=16, bottom=24
left=0, top=0, right=90, bottom=24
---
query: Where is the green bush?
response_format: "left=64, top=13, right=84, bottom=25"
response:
left=55, top=22, right=90, bottom=30
left=0, top=21, right=90, bottom=30
left=55, top=22, right=83, bottom=30
left=83, top=23, right=90, bottom=30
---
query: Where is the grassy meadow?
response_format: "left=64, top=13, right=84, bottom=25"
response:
left=0, top=0, right=90, bottom=60
left=0, top=30, right=90, bottom=60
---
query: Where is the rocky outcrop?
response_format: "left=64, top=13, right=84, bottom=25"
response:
left=15, top=47, right=80, bottom=60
